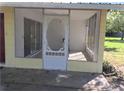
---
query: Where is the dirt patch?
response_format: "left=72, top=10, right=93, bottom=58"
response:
left=105, top=76, right=124, bottom=91
left=103, top=65, right=124, bottom=91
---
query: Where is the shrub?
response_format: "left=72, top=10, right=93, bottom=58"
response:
left=103, top=60, right=116, bottom=74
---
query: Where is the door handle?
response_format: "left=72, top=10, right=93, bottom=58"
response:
left=62, top=38, right=65, bottom=43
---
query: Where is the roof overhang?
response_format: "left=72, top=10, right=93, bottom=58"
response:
left=0, top=2, right=124, bottom=10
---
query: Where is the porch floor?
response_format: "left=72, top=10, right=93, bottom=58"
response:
left=68, top=51, right=92, bottom=62
left=69, top=52, right=87, bottom=61
left=0, top=67, right=111, bottom=91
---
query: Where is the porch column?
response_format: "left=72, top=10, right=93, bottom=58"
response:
left=97, top=10, right=107, bottom=73
left=3, top=7, right=15, bottom=66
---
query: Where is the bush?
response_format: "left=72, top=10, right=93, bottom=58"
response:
left=103, top=60, right=116, bottom=75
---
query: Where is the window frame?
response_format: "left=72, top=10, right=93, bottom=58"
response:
left=24, top=17, right=42, bottom=57
left=87, top=13, right=99, bottom=62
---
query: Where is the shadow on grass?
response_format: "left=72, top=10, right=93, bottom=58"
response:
left=104, top=47, right=118, bottom=52
left=105, top=39, right=124, bottom=43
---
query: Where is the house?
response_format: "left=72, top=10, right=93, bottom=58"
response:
left=0, top=2, right=124, bottom=73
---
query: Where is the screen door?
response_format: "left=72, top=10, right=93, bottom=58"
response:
left=43, top=15, right=69, bottom=70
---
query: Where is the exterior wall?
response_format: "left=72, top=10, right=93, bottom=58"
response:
left=69, top=10, right=97, bottom=52
left=70, top=20, right=86, bottom=51
left=1, top=7, right=107, bottom=73
left=68, top=61, right=99, bottom=72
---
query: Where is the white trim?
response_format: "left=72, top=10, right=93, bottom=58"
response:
left=43, top=15, right=69, bottom=70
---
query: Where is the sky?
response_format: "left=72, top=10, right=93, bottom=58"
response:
left=0, top=0, right=124, bottom=3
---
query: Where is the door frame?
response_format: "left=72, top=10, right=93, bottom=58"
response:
left=0, top=12, right=5, bottom=64
left=42, top=13, right=69, bottom=70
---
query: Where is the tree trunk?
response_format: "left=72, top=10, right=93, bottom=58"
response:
left=121, top=32, right=124, bottom=40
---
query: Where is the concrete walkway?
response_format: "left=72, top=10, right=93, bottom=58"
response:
left=0, top=67, right=111, bottom=91
left=0, top=71, right=3, bottom=90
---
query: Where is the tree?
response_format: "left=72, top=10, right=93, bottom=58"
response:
left=112, top=12, right=124, bottom=40
left=106, top=10, right=119, bottom=33
left=106, top=10, right=124, bottom=40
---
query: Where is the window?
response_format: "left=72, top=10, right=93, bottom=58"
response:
left=24, top=18, right=42, bottom=57
left=36, top=22, right=42, bottom=50
left=87, top=14, right=97, bottom=53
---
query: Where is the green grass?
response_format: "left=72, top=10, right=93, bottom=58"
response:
left=104, top=37, right=124, bottom=66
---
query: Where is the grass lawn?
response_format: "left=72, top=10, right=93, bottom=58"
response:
left=104, top=37, right=124, bottom=66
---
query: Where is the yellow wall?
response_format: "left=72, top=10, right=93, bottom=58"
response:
left=0, top=7, right=107, bottom=73
left=68, top=61, right=99, bottom=73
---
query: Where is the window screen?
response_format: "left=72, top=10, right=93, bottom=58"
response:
left=24, top=18, right=42, bottom=57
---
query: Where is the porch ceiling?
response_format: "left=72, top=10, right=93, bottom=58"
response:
left=40, top=9, right=97, bottom=21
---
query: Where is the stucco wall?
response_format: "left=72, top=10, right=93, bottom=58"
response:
left=69, top=10, right=97, bottom=52
left=70, top=20, right=86, bottom=51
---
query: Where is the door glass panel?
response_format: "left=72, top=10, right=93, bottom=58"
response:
left=47, top=19, right=65, bottom=51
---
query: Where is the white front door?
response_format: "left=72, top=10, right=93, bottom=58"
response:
left=43, top=15, right=69, bottom=71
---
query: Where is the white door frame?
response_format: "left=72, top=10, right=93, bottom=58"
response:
left=42, top=14, right=69, bottom=71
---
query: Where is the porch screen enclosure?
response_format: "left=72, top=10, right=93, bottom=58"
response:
left=15, top=8, right=100, bottom=63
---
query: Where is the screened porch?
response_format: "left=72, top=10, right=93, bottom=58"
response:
left=15, top=8, right=100, bottom=63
